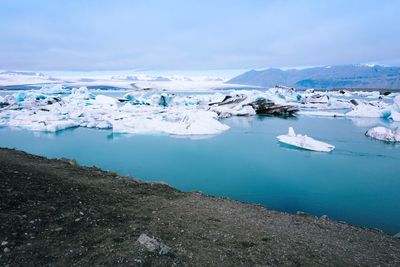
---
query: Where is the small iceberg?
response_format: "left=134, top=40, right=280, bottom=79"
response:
left=277, top=127, right=335, bottom=152
left=365, top=126, right=400, bottom=142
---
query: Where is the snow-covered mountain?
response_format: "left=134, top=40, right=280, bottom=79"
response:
left=228, top=65, right=400, bottom=89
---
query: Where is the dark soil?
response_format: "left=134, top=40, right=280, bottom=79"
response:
left=0, top=148, right=399, bottom=266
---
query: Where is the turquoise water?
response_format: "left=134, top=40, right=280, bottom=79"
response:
left=0, top=116, right=399, bottom=234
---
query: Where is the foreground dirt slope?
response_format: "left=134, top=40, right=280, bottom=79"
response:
left=0, top=148, right=399, bottom=266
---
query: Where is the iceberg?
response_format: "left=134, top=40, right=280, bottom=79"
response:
left=345, top=104, right=391, bottom=118
left=277, top=127, right=335, bottom=152
left=112, top=109, right=229, bottom=136
left=94, top=95, right=118, bottom=106
left=365, top=127, right=400, bottom=142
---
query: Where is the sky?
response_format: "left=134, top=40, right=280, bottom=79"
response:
left=1, top=0, right=400, bottom=72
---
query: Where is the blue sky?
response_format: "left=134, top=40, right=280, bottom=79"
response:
left=0, top=0, right=400, bottom=71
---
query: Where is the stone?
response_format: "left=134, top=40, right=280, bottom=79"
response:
left=320, top=215, right=329, bottom=220
left=137, top=233, right=172, bottom=255
left=350, top=99, right=358, bottom=106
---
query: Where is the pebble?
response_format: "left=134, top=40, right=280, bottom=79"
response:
left=3, top=247, right=10, bottom=253
left=1, top=241, right=8, bottom=246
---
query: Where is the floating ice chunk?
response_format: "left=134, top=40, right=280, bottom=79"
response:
left=112, top=109, right=229, bottom=136
left=8, top=118, right=78, bottom=132
left=173, top=110, right=230, bottom=135
left=123, top=91, right=150, bottom=105
left=39, top=84, right=65, bottom=95
left=345, top=104, right=391, bottom=118
left=288, top=126, right=295, bottom=137
left=277, top=127, right=335, bottom=152
left=94, top=95, right=118, bottom=106
left=14, top=91, right=26, bottom=102
left=365, top=126, right=400, bottom=142
left=158, top=93, right=172, bottom=107
left=210, top=103, right=256, bottom=117
left=327, top=99, right=355, bottom=109
left=69, top=87, right=94, bottom=100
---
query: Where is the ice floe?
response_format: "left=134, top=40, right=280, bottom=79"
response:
left=365, top=127, right=400, bottom=142
left=277, top=127, right=335, bottom=152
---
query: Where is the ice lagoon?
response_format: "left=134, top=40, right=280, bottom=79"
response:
left=0, top=115, right=399, bottom=234
left=1, top=71, right=400, bottom=234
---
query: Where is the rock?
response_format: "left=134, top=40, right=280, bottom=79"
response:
left=394, top=232, right=400, bottom=239
left=137, top=233, right=172, bottom=255
left=60, top=158, right=78, bottom=166
left=350, top=99, right=359, bottom=106
left=0, top=102, right=9, bottom=108
left=1, top=241, right=8, bottom=246
left=380, top=91, right=391, bottom=96
left=246, top=99, right=298, bottom=116
left=4, top=247, right=10, bottom=253
left=296, top=211, right=307, bottom=216
left=320, top=215, right=329, bottom=220
left=46, top=97, right=62, bottom=105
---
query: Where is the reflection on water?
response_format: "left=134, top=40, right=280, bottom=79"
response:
left=0, top=115, right=399, bottom=234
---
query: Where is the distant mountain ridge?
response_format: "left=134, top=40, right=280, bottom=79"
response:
left=227, top=65, right=400, bottom=89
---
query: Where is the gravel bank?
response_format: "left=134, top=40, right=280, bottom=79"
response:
left=0, top=148, right=399, bottom=266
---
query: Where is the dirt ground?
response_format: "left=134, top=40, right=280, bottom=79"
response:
left=0, top=148, right=399, bottom=266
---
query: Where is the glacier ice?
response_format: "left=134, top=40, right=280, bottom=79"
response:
left=1, top=83, right=400, bottom=138
left=365, top=127, right=400, bottom=142
left=277, top=127, right=335, bottom=152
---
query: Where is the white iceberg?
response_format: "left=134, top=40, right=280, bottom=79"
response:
left=345, top=104, right=391, bottom=118
left=94, top=95, right=118, bottom=106
left=112, top=109, right=229, bottom=136
left=277, top=127, right=335, bottom=152
left=365, top=126, right=400, bottom=142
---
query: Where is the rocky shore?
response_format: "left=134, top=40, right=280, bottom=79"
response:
left=0, top=148, right=399, bottom=266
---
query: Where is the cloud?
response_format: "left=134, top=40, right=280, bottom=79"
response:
left=0, top=0, right=399, bottom=70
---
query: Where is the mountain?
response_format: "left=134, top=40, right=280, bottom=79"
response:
left=227, top=65, right=400, bottom=89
